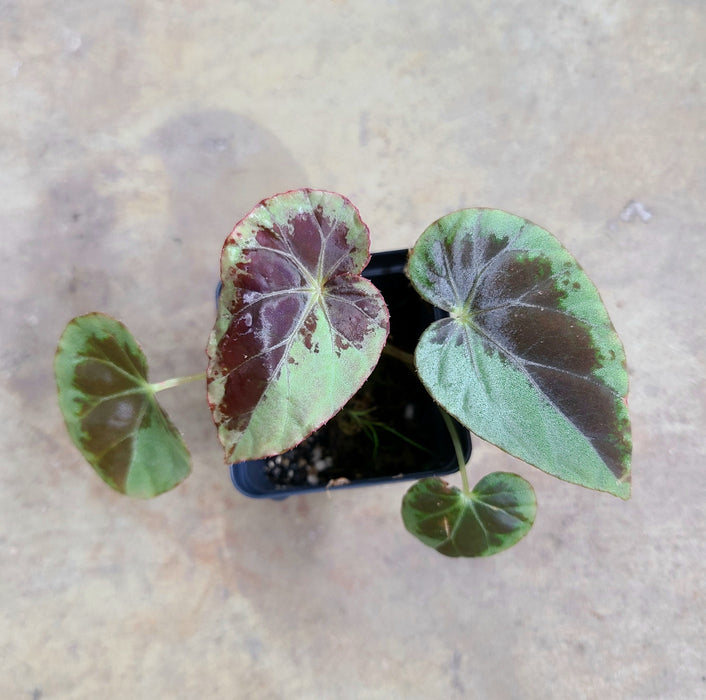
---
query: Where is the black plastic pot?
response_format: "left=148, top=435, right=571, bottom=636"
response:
left=228, top=249, right=472, bottom=499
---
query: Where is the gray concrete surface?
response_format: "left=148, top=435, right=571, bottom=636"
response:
left=2, top=1, right=704, bottom=698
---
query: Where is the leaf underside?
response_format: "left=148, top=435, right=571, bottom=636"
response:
left=407, top=209, right=632, bottom=498
left=207, top=189, right=390, bottom=462
left=54, top=313, right=191, bottom=498
left=402, top=474, right=536, bottom=557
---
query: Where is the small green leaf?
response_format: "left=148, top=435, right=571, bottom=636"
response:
left=54, top=313, right=191, bottom=498
left=207, top=189, right=389, bottom=462
left=407, top=209, right=632, bottom=498
left=401, top=473, right=536, bottom=557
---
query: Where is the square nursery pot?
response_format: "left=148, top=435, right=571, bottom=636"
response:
left=228, top=249, right=472, bottom=499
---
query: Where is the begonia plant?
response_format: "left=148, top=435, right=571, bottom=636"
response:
left=55, top=189, right=631, bottom=557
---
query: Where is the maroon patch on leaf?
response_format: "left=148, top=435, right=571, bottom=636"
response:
left=214, top=292, right=307, bottom=432
left=530, top=367, right=631, bottom=478
left=325, top=276, right=385, bottom=352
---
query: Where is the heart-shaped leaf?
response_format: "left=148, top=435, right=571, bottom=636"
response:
left=207, top=189, right=390, bottom=462
left=402, top=473, right=536, bottom=557
left=408, top=209, right=631, bottom=498
left=55, top=313, right=191, bottom=497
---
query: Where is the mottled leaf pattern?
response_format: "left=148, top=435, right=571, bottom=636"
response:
left=54, top=313, right=191, bottom=497
left=402, top=473, right=536, bottom=557
left=207, top=189, right=389, bottom=462
left=408, top=209, right=631, bottom=498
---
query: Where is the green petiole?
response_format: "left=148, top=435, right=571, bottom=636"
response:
left=149, top=372, right=207, bottom=393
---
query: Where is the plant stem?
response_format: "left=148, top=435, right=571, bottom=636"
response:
left=440, top=409, right=471, bottom=494
left=149, top=372, right=207, bottom=393
left=381, top=343, right=415, bottom=368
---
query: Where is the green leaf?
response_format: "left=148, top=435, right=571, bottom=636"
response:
left=402, top=473, right=536, bottom=557
left=408, top=209, right=631, bottom=498
left=207, top=189, right=389, bottom=462
left=54, top=313, right=191, bottom=498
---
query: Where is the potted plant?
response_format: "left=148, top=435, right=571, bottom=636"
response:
left=225, top=246, right=472, bottom=499
left=55, top=189, right=632, bottom=557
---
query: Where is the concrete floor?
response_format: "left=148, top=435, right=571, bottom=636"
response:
left=2, top=1, right=704, bottom=698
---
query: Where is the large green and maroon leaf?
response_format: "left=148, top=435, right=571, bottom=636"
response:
left=407, top=209, right=631, bottom=498
left=55, top=313, right=191, bottom=498
left=402, top=473, right=536, bottom=557
left=207, top=189, right=389, bottom=462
